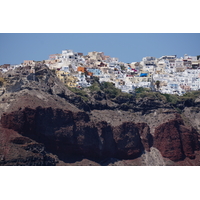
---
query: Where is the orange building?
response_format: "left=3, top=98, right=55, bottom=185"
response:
left=86, top=71, right=93, bottom=76
left=77, top=66, right=86, bottom=73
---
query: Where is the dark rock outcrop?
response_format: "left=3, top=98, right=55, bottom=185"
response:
left=4, top=103, right=198, bottom=163
left=0, top=106, right=153, bottom=162
left=112, top=122, right=152, bottom=159
left=153, top=114, right=199, bottom=161
left=0, top=127, right=57, bottom=166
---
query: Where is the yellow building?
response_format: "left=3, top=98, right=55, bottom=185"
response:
left=66, top=74, right=78, bottom=87
left=56, top=70, right=69, bottom=83
left=56, top=70, right=78, bottom=87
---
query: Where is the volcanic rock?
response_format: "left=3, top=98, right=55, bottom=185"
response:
left=153, top=114, right=199, bottom=161
left=0, top=64, right=200, bottom=165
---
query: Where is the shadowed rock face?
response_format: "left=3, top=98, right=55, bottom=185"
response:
left=0, top=106, right=153, bottom=162
left=0, top=127, right=57, bottom=166
left=153, top=114, right=200, bottom=161
left=112, top=122, right=152, bottom=159
left=2, top=105, right=199, bottom=163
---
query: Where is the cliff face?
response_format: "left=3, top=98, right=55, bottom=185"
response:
left=0, top=106, right=153, bottom=162
left=1, top=103, right=199, bottom=165
left=0, top=127, right=57, bottom=166
left=0, top=65, right=200, bottom=165
left=154, top=114, right=199, bottom=161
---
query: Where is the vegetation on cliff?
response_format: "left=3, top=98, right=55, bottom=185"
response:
left=67, top=79, right=200, bottom=112
left=67, top=87, right=89, bottom=102
left=88, top=78, right=132, bottom=99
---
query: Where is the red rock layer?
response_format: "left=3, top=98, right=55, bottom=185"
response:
left=0, top=107, right=152, bottom=161
left=0, top=127, right=57, bottom=166
left=1, top=107, right=199, bottom=162
left=153, top=114, right=199, bottom=161
left=112, top=122, right=152, bottom=159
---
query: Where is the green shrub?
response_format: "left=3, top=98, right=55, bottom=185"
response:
left=161, top=93, right=179, bottom=104
left=100, top=82, right=115, bottom=90
left=160, top=91, right=200, bottom=105
left=135, top=87, right=153, bottom=98
left=135, top=87, right=150, bottom=93
left=89, top=81, right=134, bottom=100
left=100, top=82, right=121, bottom=98
left=160, top=91, right=200, bottom=106
left=93, top=76, right=100, bottom=82
left=134, top=87, right=167, bottom=102
left=117, top=92, right=133, bottom=99
left=120, top=65, right=126, bottom=71
left=182, top=91, right=200, bottom=100
left=67, top=87, right=89, bottom=102
left=88, top=82, right=101, bottom=92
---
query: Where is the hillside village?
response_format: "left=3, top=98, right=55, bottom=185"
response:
left=1, top=50, right=200, bottom=96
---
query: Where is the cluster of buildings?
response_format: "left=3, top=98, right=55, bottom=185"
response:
left=1, top=49, right=200, bottom=95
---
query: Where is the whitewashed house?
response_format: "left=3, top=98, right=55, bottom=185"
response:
left=1, top=68, right=8, bottom=73
left=99, top=73, right=111, bottom=83
left=184, top=54, right=197, bottom=61
left=61, top=66, right=70, bottom=73
left=76, top=72, right=91, bottom=88
left=136, top=81, right=151, bottom=88
left=120, top=84, right=135, bottom=93
left=59, top=50, right=86, bottom=66
left=175, top=58, right=185, bottom=72
left=156, top=60, right=165, bottom=74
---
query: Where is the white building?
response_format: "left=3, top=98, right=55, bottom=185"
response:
left=60, top=50, right=86, bottom=66
left=76, top=72, right=91, bottom=88
left=184, top=54, right=197, bottom=61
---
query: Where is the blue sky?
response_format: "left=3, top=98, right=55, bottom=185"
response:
left=0, top=33, right=200, bottom=65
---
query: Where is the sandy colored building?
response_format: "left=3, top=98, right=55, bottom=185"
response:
left=49, top=54, right=62, bottom=60
left=23, top=60, right=35, bottom=66
left=65, top=74, right=78, bottom=87
left=56, top=70, right=78, bottom=87
left=88, top=51, right=104, bottom=61
left=56, top=70, right=69, bottom=83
